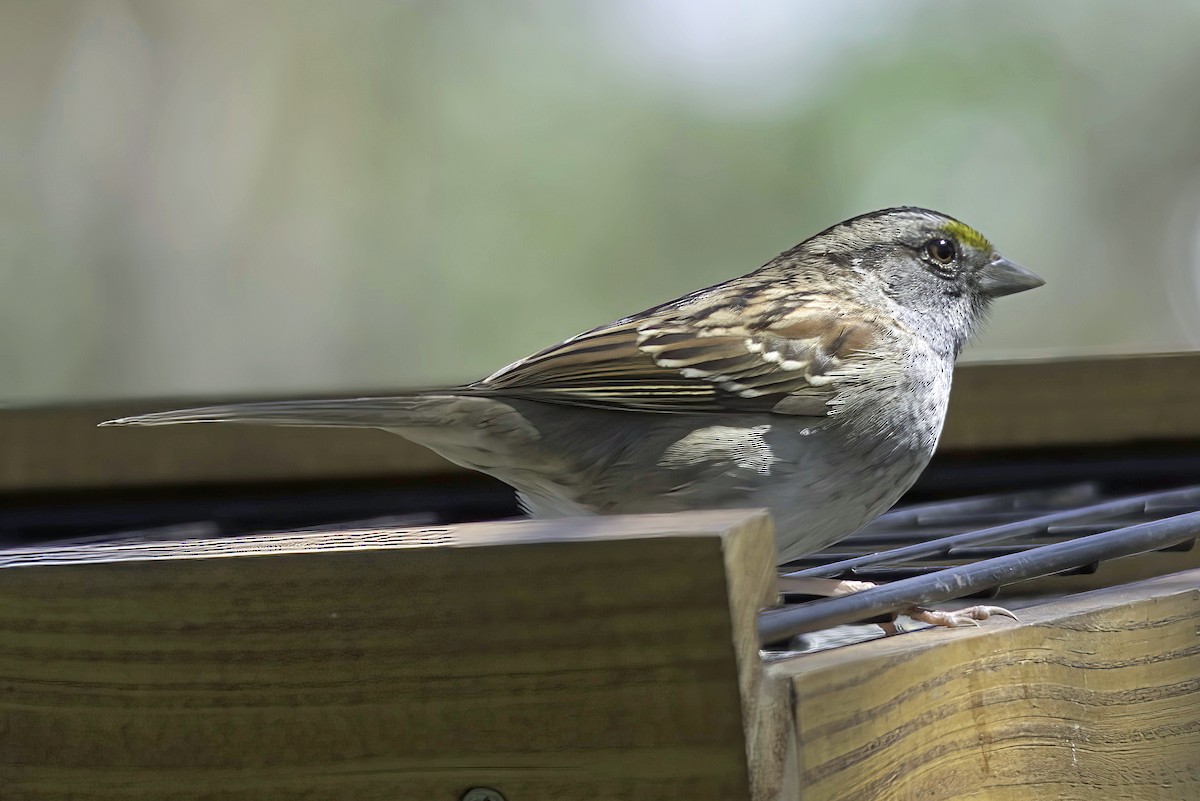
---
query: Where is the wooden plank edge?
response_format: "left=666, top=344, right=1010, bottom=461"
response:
left=764, top=569, right=1200, bottom=800
left=715, top=511, right=794, bottom=801
left=0, top=509, right=780, bottom=801
left=0, top=509, right=775, bottom=567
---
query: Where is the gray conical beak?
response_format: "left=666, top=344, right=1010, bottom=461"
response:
left=977, top=257, right=1044, bottom=297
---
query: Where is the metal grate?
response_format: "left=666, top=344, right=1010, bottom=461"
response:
left=759, top=482, right=1200, bottom=646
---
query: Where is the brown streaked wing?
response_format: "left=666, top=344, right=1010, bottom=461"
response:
left=469, top=305, right=881, bottom=415
left=472, top=320, right=732, bottom=412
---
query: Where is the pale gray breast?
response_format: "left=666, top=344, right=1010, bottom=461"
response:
left=390, top=371, right=951, bottom=563
left=501, top=404, right=819, bottom=516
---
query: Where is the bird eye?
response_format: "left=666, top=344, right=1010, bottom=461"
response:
left=925, top=238, right=957, bottom=265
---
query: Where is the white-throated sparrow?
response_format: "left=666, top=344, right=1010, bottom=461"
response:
left=105, top=207, right=1043, bottom=573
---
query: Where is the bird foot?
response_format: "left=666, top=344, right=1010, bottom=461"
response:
left=776, top=575, right=1019, bottom=635
left=904, top=604, right=1019, bottom=628
left=777, top=576, right=877, bottom=597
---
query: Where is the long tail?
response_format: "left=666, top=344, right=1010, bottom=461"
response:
left=99, top=395, right=455, bottom=429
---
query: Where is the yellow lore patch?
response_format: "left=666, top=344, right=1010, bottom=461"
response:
left=941, top=220, right=991, bottom=253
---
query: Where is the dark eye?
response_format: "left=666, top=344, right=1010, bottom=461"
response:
left=925, top=238, right=957, bottom=265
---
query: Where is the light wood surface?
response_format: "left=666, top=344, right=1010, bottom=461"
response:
left=772, top=569, right=1200, bottom=801
left=3, top=352, right=1198, bottom=492
left=0, top=510, right=779, bottom=801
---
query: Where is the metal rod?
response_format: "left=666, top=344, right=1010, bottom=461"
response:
left=861, top=483, right=1099, bottom=529
left=782, top=485, right=1200, bottom=579
left=758, top=508, right=1200, bottom=645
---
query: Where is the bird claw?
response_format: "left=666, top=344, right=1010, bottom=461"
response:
left=777, top=576, right=877, bottom=597
left=831, top=579, right=877, bottom=596
left=775, top=575, right=1019, bottom=636
left=904, top=604, right=1019, bottom=629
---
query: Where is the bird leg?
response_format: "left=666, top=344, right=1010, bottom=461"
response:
left=777, top=575, right=1019, bottom=633
left=903, top=605, right=1019, bottom=628
left=777, top=576, right=878, bottom=597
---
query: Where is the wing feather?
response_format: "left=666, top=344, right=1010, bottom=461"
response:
left=471, top=295, right=884, bottom=416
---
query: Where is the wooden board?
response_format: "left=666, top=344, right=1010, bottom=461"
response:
left=2, top=506, right=1199, bottom=800
left=770, top=569, right=1200, bottom=801
left=941, top=352, right=1200, bottom=450
left=0, top=510, right=778, bottom=801
left=0, top=400, right=451, bottom=491
left=2, top=353, right=1198, bottom=492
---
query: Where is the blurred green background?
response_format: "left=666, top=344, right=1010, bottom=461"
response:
left=3, top=0, right=1199, bottom=403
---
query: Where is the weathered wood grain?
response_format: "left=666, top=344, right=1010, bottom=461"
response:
left=941, top=352, right=1200, bottom=450
left=770, top=570, right=1200, bottom=801
left=3, top=353, right=1198, bottom=492
left=3, top=508, right=1199, bottom=800
left=0, top=510, right=779, bottom=801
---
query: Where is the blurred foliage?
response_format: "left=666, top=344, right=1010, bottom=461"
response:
left=2, top=0, right=1199, bottom=402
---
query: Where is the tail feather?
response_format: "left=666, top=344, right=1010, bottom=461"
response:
left=99, top=395, right=449, bottom=429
